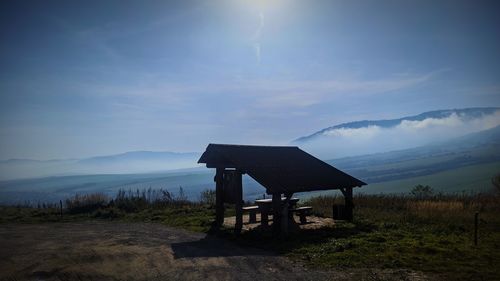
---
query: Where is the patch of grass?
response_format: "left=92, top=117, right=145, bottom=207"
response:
left=0, top=204, right=217, bottom=232
left=224, top=193, right=500, bottom=281
left=122, top=205, right=216, bottom=232
left=0, top=188, right=219, bottom=232
left=0, top=206, right=71, bottom=223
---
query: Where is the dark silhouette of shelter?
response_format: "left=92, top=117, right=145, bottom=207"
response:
left=198, top=143, right=366, bottom=234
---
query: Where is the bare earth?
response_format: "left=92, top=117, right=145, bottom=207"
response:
left=224, top=214, right=335, bottom=231
left=0, top=222, right=432, bottom=281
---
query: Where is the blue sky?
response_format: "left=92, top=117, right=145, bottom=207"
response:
left=0, top=0, right=499, bottom=159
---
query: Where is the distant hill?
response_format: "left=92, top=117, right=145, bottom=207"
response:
left=0, top=151, right=201, bottom=180
left=294, top=107, right=500, bottom=143
left=78, top=151, right=200, bottom=165
left=292, top=107, right=500, bottom=159
left=1, top=107, right=499, bottom=202
left=1, top=126, right=498, bottom=205
left=328, top=125, right=500, bottom=185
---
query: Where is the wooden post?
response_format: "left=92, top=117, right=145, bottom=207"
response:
left=272, top=193, right=282, bottom=236
left=281, top=193, right=293, bottom=235
left=474, top=212, right=479, bottom=246
left=234, top=171, right=243, bottom=235
left=281, top=200, right=289, bottom=236
left=215, top=167, right=225, bottom=228
left=344, top=187, right=353, bottom=222
left=261, top=206, right=269, bottom=226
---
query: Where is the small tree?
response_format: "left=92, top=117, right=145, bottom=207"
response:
left=410, top=184, right=434, bottom=199
left=199, top=189, right=216, bottom=206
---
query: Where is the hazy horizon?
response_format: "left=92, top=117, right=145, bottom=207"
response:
left=0, top=107, right=498, bottom=162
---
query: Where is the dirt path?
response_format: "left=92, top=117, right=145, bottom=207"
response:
left=0, top=222, right=430, bottom=281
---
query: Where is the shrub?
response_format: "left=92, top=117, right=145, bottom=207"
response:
left=111, top=187, right=193, bottom=211
left=113, top=189, right=149, bottom=212
left=410, top=184, right=434, bottom=199
left=199, top=189, right=216, bottom=206
left=65, top=193, right=109, bottom=214
left=92, top=207, right=123, bottom=219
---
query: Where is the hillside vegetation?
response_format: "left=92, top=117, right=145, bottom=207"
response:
left=231, top=192, right=500, bottom=281
left=1, top=187, right=499, bottom=280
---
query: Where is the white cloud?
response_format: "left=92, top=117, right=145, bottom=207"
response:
left=301, top=110, right=500, bottom=159
left=323, top=126, right=382, bottom=138
left=398, top=113, right=464, bottom=130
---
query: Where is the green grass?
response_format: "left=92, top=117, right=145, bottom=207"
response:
left=366, top=161, right=499, bottom=193
left=223, top=193, right=500, bottom=281
left=287, top=222, right=499, bottom=279
left=300, top=161, right=499, bottom=200
left=363, top=145, right=499, bottom=172
left=0, top=204, right=218, bottom=233
left=122, top=206, right=217, bottom=232
left=0, top=206, right=67, bottom=223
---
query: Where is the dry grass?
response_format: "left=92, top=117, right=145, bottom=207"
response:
left=65, top=193, right=109, bottom=214
left=406, top=200, right=465, bottom=212
left=304, top=193, right=500, bottom=224
left=261, top=192, right=500, bottom=280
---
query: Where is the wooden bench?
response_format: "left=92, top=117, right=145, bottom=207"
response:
left=242, top=206, right=259, bottom=223
left=291, top=206, right=313, bottom=224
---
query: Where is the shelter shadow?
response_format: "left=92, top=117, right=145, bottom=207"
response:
left=171, top=234, right=276, bottom=259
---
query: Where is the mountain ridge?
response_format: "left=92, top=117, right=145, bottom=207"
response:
left=294, top=107, right=500, bottom=143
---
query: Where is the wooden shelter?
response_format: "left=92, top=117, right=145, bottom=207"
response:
left=198, top=144, right=366, bottom=234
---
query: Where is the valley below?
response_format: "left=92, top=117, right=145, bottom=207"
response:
left=1, top=126, right=499, bottom=205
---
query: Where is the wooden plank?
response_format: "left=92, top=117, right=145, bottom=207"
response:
left=243, top=206, right=258, bottom=224
left=293, top=206, right=313, bottom=211
left=215, top=167, right=224, bottom=228
left=291, top=206, right=312, bottom=224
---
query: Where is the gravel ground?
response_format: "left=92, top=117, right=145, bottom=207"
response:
left=0, top=222, right=432, bottom=281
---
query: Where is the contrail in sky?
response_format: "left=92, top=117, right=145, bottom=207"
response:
left=253, top=12, right=264, bottom=63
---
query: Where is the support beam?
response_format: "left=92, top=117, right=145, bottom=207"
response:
left=344, top=187, right=353, bottom=222
left=261, top=208, right=269, bottom=226
left=281, top=193, right=294, bottom=235
left=234, top=171, right=243, bottom=235
left=214, top=167, right=224, bottom=228
left=272, top=193, right=282, bottom=236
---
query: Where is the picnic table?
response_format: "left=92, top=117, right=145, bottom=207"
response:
left=255, top=197, right=299, bottom=226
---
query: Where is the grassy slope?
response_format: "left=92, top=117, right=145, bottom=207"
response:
left=364, top=161, right=499, bottom=194
left=298, top=161, right=499, bottom=200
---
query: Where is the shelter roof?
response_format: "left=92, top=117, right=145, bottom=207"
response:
left=198, top=144, right=366, bottom=194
